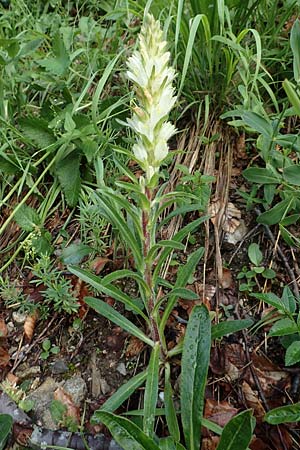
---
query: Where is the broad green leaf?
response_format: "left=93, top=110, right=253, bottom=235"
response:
left=211, top=319, right=253, bottom=340
left=262, top=268, right=276, bottom=279
left=283, top=79, right=300, bottom=116
left=56, top=151, right=81, bottom=207
left=283, top=165, right=300, bottom=186
left=84, top=297, right=153, bottom=347
left=160, top=247, right=204, bottom=335
left=164, top=363, right=180, bottom=442
left=269, top=318, right=298, bottom=337
left=159, top=437, right=186, bottom=450
left=216, top=410, right=255, bottom=450
left=95, top=371, right=147, bottom=414
left=94, top=411, right=160, bottom=450
left=257, top=199, right=292, bottom=225
left=248, top=243, right=262, bottom=266
left=167, top=288, right=199, bottom=301
left=285, top=341, right=300, bottom=366
left=61, top=243, right=93, bottom=264
left=291, top=19, right=300, bottom=83
left=243, top=167, right=280, bottom=184
left=0, top=414, right=13, bottom=450
left=68, top=266, right=148, bottom=320
left=181, top=305, right=211, bottom=450
left=38, top=32, right=70, bottom=75
left=241, top=111, right=273, bottom=138
left=282, top=286, right=296, bottom=314
left=19, top=116, right=55, bottom=148
left=265, top=403, right=300, bottom=424
left=14, top=204, right=41, bottom=231
left=143, top=343, right=160, bottom=437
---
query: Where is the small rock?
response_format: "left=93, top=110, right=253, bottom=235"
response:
left=51, top=359, right=69, bottom=375
left=100, top=378, right=111, bottom=395
left=27, top=377, right=59, bottom=430
left=225, top=219, right=248, bottom=245
left=15, top=364, right=41, bottom=380
left=63, top=376, right=87, bottom=406
left=116, top=362, right=127, bottom=376
left=12, top=311, right=27, bottom=325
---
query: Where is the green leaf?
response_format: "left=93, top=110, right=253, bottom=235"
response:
left=68, top=266, right=148, bottom=320
left=61, top=243, right=93, bottom=264
left=19, top=116, right=55, bottom=148
left=283, top=79, right=300, bottom=116
left=291, top=19, right=300, bottom=83
left=92, top=411, right=160, bottom=450
left=257, top=199, right=292, bottom=226
left=248, top=243, right=262, bottom=266
left=164, top=363, right=180, bottom=442
left=269, top=318, right=298, bottom=337
left=251, top=292, right=289, bottom=314
left=14, top=204, right=41, bottom=232
left=0, top=414, right=13, bottom=450
left=283, top=165, right=300, bottom=186
left=211, top=319, right=253, bottom=340
left=167, top=288, right=199, bottom=301
left=181, top=305, right=211, bottom=450
left=216, top=410, right=255, bottom=450
left=143, top=343, right=160, bottom=437
left=265, top=403, right=300, bottom=425
left=50, top=399, right=67, bottom=424
left=243, top=167, right=280, bottom=184
left=241, top=111, right=273, bottom=138
left=96, top=371, right=147, bottom=414
left=56, top=151, right=81, bottom=207
left=160, top=247, right=204, bottom=335
left=84, top=297, right=153, bottom=347
left=282, top=286, right=296, bottom=314
left=38, top=32, right=70, bottom=75
left=285, top=341, right=300, bottom=366
left=262, top=268, right=276, bottom=279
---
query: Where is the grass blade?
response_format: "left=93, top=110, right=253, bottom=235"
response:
left=164, top=363, right=180, bottom=442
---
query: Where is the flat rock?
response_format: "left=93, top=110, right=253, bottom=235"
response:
left=51, top=359, right=69, bottom=375
left=62, top=375, right=87, bottom=406
left=27, top=377, right=59, bottom=430
left=15, top=364, right=41, bottom=380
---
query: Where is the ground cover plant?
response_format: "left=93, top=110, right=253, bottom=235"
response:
left=0, top=1, right=300, bottom=449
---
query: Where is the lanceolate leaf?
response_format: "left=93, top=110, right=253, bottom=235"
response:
left=0, top=414, right=13, bottom=450
left=211, top=319, right=253, bottom=339
left=256, top=198, right=292, bottom=226
left=94, top=411, right=160, bottom=450
left=84, top=297, right=154, bottom=347
left=93, top=370, right=147, bottom=414
left=216, top=410, right=255, bottom=450
left=181, top=305, right=211, bottom=450
left=283, top=165, right=300, bottom=186
left=164, top=363, right=180, bottom=442
left=143, top=343, right=160, bottom=437
left=243, top=167, right=280, bottom=184
left=68, top=266, right=148, bottom=320
left=241, top=111, right=273, bottom=138
left=56, top=151, right=81, bottom=207
left=265, top=403, right=300, bottom=424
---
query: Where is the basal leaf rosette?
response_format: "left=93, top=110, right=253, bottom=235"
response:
left=126, top=14, right=177, bottom=182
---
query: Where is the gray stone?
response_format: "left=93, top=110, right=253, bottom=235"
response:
left=100, top=378, right=111, bottom=395
left=62, top=376, right=87, bottom=406
left=12, top=311, right=27, bottom=325
left=116, top=362, right=127, bottom=376
left=27, top=377, right=59, bottom=430
left=51, top=359, right=69, bottom=375
left=15, top=364, right=41, bottom=380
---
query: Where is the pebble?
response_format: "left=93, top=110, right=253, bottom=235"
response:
left=51, top=359, right=69, bottom=375
left=116, top=362, right=127, bottom=376
left=12, top=311, right=27, bottom=325
left=63, top=376, right=87, bottom=406
left=100, top=378, right=111, bottom=395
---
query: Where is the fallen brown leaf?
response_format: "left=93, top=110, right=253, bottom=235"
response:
left=0, top=346, right=10, bottom=368
left=204, top=398, right=238, bottom=427
left=125, top=336, right=145, bottom=358
left=24, top=310, right=39, bottom=341
left=54, top=387, right=80, bottom=424
left=90, top=257, right=111, bottom=275
left=242, top=381, right=266, bottom=422
left=0, top=319, right=8, bottom=338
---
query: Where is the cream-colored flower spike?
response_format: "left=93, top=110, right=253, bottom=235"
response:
left=126, top=14, right=177, bottom=181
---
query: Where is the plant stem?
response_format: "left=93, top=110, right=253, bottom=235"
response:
left=142, top=186, right=165, bottom=353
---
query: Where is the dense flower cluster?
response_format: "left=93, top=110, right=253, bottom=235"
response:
left=126, top=14, right=177, bottom=181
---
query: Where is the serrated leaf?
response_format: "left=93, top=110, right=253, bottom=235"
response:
left=61, top=243, right=93, bottom=264
left=265, top=403, right=300, bottom=424
left=18, top=116, right=55, bottom=148
left=285, top=341, right=300, bottom=366
left=14, top=204, right=41, bottom=231
left=84, top=296, right=153, bottom=347
left=181, top=305, right=211, bottom=450
left=92, top=411, right=160, bottom=450
left=56, top=151, right=81, bottom=207
left=0, top=414, right=13, bottom=450
left=38, top=32, right=70, bottom=76
left=143, top=343, right=160, bottom=436
left=216, top=410, right=255, bottom=450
